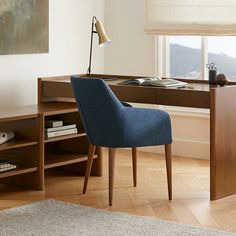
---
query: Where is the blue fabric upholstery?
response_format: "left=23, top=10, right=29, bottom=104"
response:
left=121, top=102, right=132, bottom=107
left=71, top=77, right=172, bottom=148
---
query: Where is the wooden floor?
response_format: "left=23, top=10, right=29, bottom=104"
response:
left=1, top=149, right=236, bottom=233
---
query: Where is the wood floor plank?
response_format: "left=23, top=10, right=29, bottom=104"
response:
left=129, top=192, right=156, bottom=217
left=188, top=204, right=222, bottom=229
left=170, top=203, right=200, bottom=226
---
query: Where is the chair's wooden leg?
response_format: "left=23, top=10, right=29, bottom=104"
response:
left=132, top=147, right=137, bottom=187
left=165, top=144, right=172, bottom=200
left=83, top=144, right=96, bottom=194
left=109, top=148, right=116, bottom=206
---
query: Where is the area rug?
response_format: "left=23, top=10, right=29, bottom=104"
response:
left=0, top=200, right=235, bottom=236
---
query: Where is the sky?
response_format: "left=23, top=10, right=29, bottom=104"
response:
left=170, top=36, right=236, bottom=58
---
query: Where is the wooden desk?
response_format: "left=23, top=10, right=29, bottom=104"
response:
left=38, top=74, right=236, bottom=200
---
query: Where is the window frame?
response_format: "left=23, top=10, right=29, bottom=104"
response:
left=155, top=35, right=210, bottom=115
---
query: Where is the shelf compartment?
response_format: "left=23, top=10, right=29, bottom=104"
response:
left=0, top=118, right=38, bottom=142
left=45, top=152, right=97, bottom=169
left=0, top=167, right=37, bottom=179
left=44, top=132, right=86, bottom=143
left=0, top=140, right=38, bottom=151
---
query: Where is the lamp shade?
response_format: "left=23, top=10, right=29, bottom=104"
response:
left=95, top=21, right=111, bottom=47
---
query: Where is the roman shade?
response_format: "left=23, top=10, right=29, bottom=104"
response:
left=145, top=0, right=236, bottom=35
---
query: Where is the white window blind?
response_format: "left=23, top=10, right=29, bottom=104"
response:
left=145, top=0, right=236, bottom=35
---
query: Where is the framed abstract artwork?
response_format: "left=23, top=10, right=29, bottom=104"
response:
left=0, top=0, right=49, bottom=55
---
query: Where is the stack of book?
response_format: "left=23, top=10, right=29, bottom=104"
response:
left=0, top=161, right=17, bottom=173
left=45, top=120, right=78, bottom=139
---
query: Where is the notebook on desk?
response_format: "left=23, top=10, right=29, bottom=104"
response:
left=118, top=77, right=187, bottom=87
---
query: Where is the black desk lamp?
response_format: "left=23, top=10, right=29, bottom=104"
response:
left=87, top=16, right=113, bottom=81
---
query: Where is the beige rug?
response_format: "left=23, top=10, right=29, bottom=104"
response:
left=0, top=200, right=235, bottom=236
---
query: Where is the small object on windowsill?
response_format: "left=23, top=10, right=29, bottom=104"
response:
left=0, top=131, right=15, bottom=145
left=206, top=62, right=217, bottom=86
left=216, top=74, right=228, bottom=87
left=208, top=70, right=217, bottom=86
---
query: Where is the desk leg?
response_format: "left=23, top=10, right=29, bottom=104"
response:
left=210, top=86, right=236, bottom=200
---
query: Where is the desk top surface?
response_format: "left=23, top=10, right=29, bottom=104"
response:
left=39, top=74, right=236, bottom=109
left=42, top=76, right=211, bottom=92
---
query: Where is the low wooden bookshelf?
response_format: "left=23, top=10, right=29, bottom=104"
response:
left=0, top=110, right=39, bottom=189
left=0, top=102, right=101, bottom=191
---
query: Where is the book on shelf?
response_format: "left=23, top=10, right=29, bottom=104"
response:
left=0, top=165, right=17, bottom=172
left=46, top=128, right=78, bottom=139
left=45, top=120, right=63, bottom=128
left=118, top=77, right=187, bottom=87
left=46, top=123, right=77, bottom=133
left=0, top=161, right=17, bottom=172
left=0, top=161, right=13, bottom=167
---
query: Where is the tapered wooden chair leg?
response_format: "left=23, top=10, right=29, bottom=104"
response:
left=132, top=147, right=137, bottom=187
left=109, top=148, right=116, bottom=206
left=83, top=144, right=96, bottom=194
left=165, top=144, right=172, bottom=200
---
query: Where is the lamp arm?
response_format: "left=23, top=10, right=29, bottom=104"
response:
left=87, top=16, right=98, bottom=76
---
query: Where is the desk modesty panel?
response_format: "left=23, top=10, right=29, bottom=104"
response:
left=38, top=74, right=236, bottom=201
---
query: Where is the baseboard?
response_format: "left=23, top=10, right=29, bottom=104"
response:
left=139, top=138, right=210, bottom=160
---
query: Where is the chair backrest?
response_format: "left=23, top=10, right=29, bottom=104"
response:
left=70, top=77, right=125, bottom=147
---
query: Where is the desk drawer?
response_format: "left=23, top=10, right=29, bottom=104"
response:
left=155, top=89, right=210, bottom=108
left=110, top=85, right=156, bottom=104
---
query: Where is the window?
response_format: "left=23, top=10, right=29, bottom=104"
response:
left=159, top=36, right=236, bottom=81
left=170, top=36, right=201, bottom=79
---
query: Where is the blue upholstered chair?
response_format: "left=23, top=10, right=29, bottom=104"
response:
left=71, top=76, right=172, bottom=205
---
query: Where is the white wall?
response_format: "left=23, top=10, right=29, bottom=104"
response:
left=0, top=0, right=105, bottom=109
left=104, top=0, right=210, bottom=159
left=104, top=0, right=155, bottom=76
